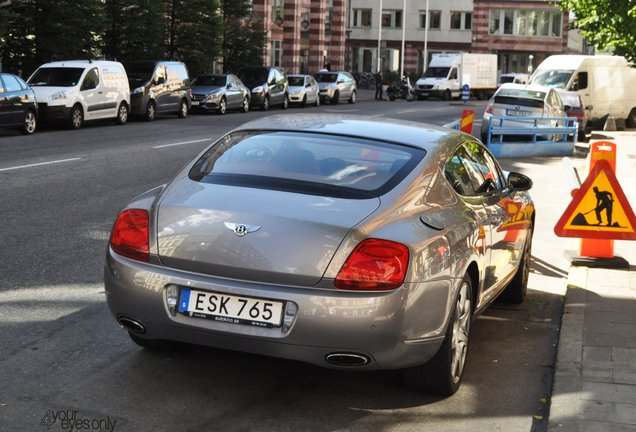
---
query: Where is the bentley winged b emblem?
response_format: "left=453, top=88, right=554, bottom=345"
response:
left=224, top=222, right=261, bottom=237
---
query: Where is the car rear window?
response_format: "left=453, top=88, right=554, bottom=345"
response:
left=28, top=67, right=85, bottom=87
left=189, top=131, right=425, bottom=199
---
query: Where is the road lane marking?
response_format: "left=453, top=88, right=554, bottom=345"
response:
left=370, top=114, right=385, bottom=117
left=0, top=158, right=81, bottom=172
left=153, top=139, right=212, bottom=149
left=324, top=109, right=361, bottom=112
left=397, top=109, right=420, bottom=114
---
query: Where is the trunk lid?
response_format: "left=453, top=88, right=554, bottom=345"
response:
left=156, top=179, right=380, bottom=286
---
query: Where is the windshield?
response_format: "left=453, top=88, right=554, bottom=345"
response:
left=192, top=75, right=226, bottom=87
left=423, top=67, right=450, bottom=78
left=288, top=77, right=305, bottom=86
left=313, top=73, right=338, bottom=83
left=123, top=63, right=155, bottom=86
left=236, top=69, right=268, bottom=85
left=529, top=69, right=574, bottom=89
left=189, top=131, right=425, bottom=199
left=28, top=67, right=84, bottom=87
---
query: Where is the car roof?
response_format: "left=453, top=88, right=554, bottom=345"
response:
left=38, top=60, right=123, bottom=68
left=231, top=114, right=467, bottom=154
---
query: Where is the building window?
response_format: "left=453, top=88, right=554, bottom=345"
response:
left=353, top=9, right=372, bottom=27
left=271, top=40, right=282, bottom=67
left=490, top=9, right=562, bottom=37
left=382, top=10, right=402, bottom=29
left=450, top=12, right=472, bottom=30
left=272, top=0, right=283, bottom=22
left=419, top=11, right=441, bottom=29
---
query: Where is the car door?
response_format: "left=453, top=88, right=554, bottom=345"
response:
left=337, top=73, right=350, bottom=99
left=267, top=69, right=280, bottom=105
left=80, top=67, right=102, bottom=119
left=151, top=65, right=171, bottom=113
left=307, top=76, right=318, bottom=103
left=0, top=75, right=12, bottom=126
left=226, top=76, right=241, bottom=109
left=448, top=66, right=460, bottom=95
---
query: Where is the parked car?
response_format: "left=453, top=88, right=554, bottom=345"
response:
left=481, top=83, right=568, bottom=143
left=0, top=73, right=38, bottom=135
left=122, top=60, right=191, bottom=121
left=557, top=90, right=588, bottom=142
left=314, top=71, right=357, bottom=105
left=497, top=73, right=530, bottom=88
left=190, top=74, right=250, bottom=115
left=27, top=60, right=129, bottom=130
left=236, top=66, right=289, bottom=111
left=105, top=114, right=535, bottom=396
left=287, top=74, right=320, bottom=107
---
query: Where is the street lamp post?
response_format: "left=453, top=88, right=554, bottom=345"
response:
left=400, top=0, right=406, bottom=79
left=377, top=0, right=383, bottom=73
left=423, top=0, right=429, bottom=75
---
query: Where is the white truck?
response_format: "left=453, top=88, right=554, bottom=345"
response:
left=529, top=55, right=636, bottom=131
left=414, top=53, right=498, bottom=101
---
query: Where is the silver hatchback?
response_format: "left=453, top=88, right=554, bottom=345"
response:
left=314, top=72, right=357, bottom=105
left=105, top=115, right=534, bottom=395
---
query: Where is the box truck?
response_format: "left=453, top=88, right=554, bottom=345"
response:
left=414, top=53, right=498, bottom=101
left=529, top=55, right=636, bottom=131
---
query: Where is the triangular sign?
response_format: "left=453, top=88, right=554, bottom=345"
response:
left=554, top=159, right=636, bottom=240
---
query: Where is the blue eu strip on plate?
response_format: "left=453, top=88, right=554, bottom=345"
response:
left=179, top=289, right=191, bottom=312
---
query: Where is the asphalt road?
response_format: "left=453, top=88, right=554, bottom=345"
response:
left=0, top=98, right=568, bottom=432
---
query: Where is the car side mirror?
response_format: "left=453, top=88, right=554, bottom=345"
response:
left=227, top=83, right=233, bottom=88
left=507, top=172, right=533, bottom=191
left=337, top=79, right=344, bottom=84
left=585, top=105, right=593, bottom=111
left=269, top=79, right=276, bottom=86
left=156, top=77, right=165, bottom=85
left=564, top=104, right=572, bottom=112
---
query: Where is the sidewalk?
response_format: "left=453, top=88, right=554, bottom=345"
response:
left=548, top=132, right=636, bottom=431
left=549, top=266, right=636, bottom=431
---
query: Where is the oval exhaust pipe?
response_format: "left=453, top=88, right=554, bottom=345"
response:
left=119, top=317, right=146, bottom=334
left=325, top=353, right=370, bottom=367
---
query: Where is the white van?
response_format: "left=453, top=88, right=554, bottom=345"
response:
left=529, top=55, right=636, bottom=130
left=27, top=60, right=130, bottom=129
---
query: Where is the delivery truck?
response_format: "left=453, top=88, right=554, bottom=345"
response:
left=529, top=55, right=636, bottom=131
left=414, top=53, right=498, bottom=101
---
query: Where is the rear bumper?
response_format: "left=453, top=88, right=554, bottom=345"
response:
left=105, top=248, right=448, bottom=370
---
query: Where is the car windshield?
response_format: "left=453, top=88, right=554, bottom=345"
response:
left=288, top=77, right=305, bottom=86
left=192, top=75, right=226, bottom=87
left=314, top=74, right=338, bottom=83
left=28, top=67, right=85, bottom=87
left=189, top=131, right=425, bottom=199
left=423, top=67, right=450, bottom=78
left=529, top=69, right=574, bottom=89
left=237, top=69, right=268, bottom=85
left=123, top=63, right=155, bottom=86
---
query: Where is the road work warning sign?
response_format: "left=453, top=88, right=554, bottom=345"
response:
left=555, top=159, right=636, bottom=240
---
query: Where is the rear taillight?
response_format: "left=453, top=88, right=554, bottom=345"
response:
left=110, top=209, right=149, bottom=262
left=335, top=239, right=409, bottom=290
left=568, top=113, right=585, bottom=118
left=486, top=104, right=493, bottom=114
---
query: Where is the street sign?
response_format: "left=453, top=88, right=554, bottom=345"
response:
left=462, top=84, right=470, bottom=102
left=554, top=159, right=636, bottom=240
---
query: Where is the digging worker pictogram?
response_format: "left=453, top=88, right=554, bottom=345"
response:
left=593, top=186, right=614, bottom=226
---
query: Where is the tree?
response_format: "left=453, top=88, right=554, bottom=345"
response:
left=219, top=0, right=266, bottom=74
left=103, top=0, right=167, bottom=61
left=166, top=0, right=222, bottom=77
left=554, top=0, right=636, bottom=65
left=1, top=0, right=107, bottom=77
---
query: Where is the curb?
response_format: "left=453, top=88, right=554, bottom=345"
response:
left=548, top=266, right=588, bottom=432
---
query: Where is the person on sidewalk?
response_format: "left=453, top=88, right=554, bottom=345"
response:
left=375, top=71, right=385, bottom=100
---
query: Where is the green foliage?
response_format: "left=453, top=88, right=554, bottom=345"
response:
left=553, top=0, right=636, bottom=65
left=0, top=6, right=9, bottom=43
left=103, top=0, right=167, bottom=61
left=384, top=71, right=400, bottom=84
left=220, top=0, right=266, bottom=73
left=166, top=0, right=222, bottom=77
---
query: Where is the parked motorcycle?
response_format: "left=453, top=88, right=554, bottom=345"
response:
left=387, top=77, right=415, bottom=102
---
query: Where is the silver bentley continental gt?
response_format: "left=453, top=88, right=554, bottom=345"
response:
left=105, top=115, right=534, bottom=395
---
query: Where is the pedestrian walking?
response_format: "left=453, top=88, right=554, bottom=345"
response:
left=375, top=71, right=384, bottom=100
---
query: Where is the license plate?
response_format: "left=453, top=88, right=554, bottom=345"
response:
left=178, top=289, right=284, bottom=328
left=506, top=109, right=531, bottom=116
left=191, top=101, right=199, bottom=106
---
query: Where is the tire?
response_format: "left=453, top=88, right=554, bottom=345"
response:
left=68, top=105, right=83, bottom=130
left=500, top=222, right=533, bottom=304
left=314, top=96, right=320, bottom=107
left=578, top=130, right=588, bottom=143
left=348, top=90, right=357, bottom=104
left=261, top=96, right=270, bottom=111
left=406, top=93, right=415, bottom=102
left=177, top=99, right=188, bottom=118
left=217, top=97, right=227, bottom=115
left=389, top=95, right=396, bottom=101
left=300, top=94, right=307, bottom=108
left=402, top=273, right=473, bottom=395
left=240, top=96, right=249, bottom=113
left=481, top=132, right=488, bottom=143
left=281, top=93, right=289, bottom=109
left=19, top=110, right=37, bottom=135
left=442, top=90, right=451, bottom=101
left=330, top=91, right=339, bottom=105
left=627, top=109, right=636, bottom=128
left=115, top=103, right=128, bottom=125
left=144, top=101, right=156, bottom=122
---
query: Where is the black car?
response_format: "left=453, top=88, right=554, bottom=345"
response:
left=0, top=73, right=38, bottom=135
left=236, top=66, right=289, bottom=111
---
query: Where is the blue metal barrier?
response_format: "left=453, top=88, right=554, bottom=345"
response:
left=443, top=120, right=461, bottom=130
